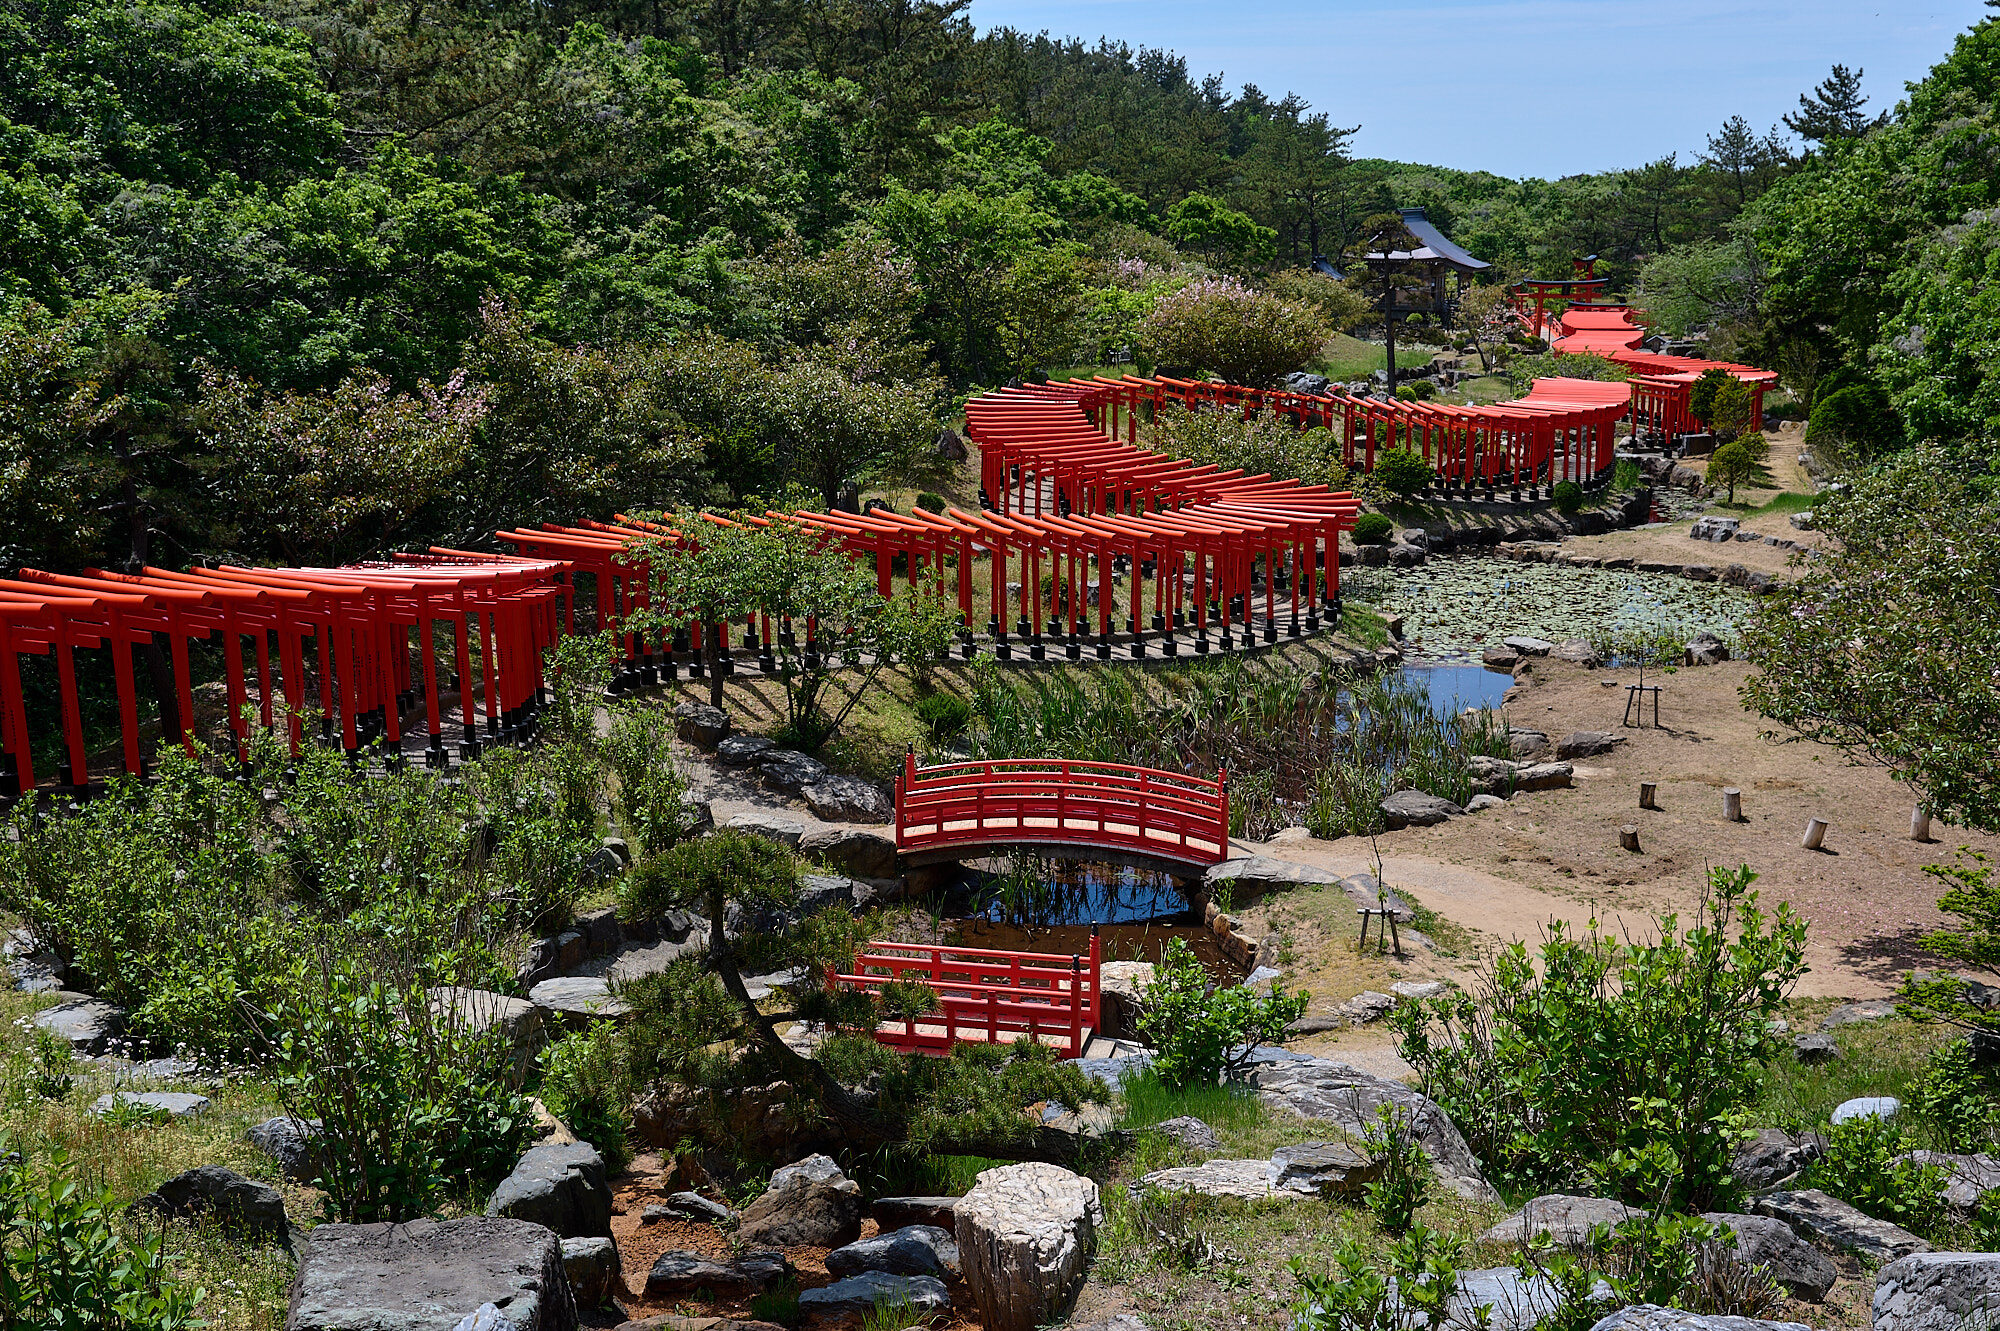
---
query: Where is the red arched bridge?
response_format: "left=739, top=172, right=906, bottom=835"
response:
left=828, top=935, right=1104, bottom=1060
left=892, top=752, right=1231, bottom=875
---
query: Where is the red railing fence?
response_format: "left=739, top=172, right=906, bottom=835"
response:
left=828, top=935, right=1103, bottom=1058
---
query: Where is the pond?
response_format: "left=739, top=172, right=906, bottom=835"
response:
left=1403, top=662, right=1515, bottom=713
left=1345, top=555, right=1750, bottom=663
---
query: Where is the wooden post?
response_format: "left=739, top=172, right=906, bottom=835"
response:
left=1619, top=825, right=1641, bottom=853
left=1802, top=818, right=1830, bottom=851
left=1639, top=782, right=1659, bottom=810
left=1723, top=788, right=1743, bottom=822
left=1912, top=806, right=1933, bottom=842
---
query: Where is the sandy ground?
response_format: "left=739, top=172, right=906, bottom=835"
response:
left=1230, top=655, right=1999, bottom=1001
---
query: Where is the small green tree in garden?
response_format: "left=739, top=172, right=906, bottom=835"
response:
left=1163, top=193, right=1276, bottom=269
left=1390, top=864, right=1806, bottom=1210
left=637, top=518, right=760, bottom=710
left=1707, top=438, right=1757, bottom=502
left=1709, top=376, right=1757, bottom=439
left=1688, top=367, right=1731, bottom=426
left=1138, top=937, right=1309, bottom=1087
left=1372, top=447, right=1435, bottom=501
left=1552, top=479, right=1584, bottom=513
left=1741, top=446, right=2000, bottom=832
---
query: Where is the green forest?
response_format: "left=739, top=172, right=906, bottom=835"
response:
left=3, top=0, right=1998, bottom=578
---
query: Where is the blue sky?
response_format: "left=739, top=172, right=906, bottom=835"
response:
left=967, top=0, right=1990, bottom=178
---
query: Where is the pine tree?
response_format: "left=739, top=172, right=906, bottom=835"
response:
left=1783, top=64, right=1887, bottom=146
left=1701, top=114, right=1788, bottom=206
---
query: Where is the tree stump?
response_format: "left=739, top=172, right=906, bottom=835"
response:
left=1802, top=818, right=1830, bottom=851
left=1723, top=788, right=1743, bottom=822
left=1619, top=825, right=1641, bottom=853
left=1639, top=782, right=1659, bottom=810
left=1912, top=807, right=1933, bottom=842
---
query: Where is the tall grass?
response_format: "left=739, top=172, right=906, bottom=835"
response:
left=963, top=658, right=1511, bottom=839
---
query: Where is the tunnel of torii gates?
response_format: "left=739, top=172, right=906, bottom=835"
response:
left=0, top=348, right=1771, bottom=799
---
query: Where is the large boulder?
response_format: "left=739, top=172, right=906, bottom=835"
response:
left=130, top=1166, right=288, bottom=1244
left=484, top=1143, right=612, bottom=1239
left=1589, top=1306, right=1809, bottom=1331
left=92, top=1091, right=208, bottom=1120
left=285, top=1216, right=577, bottom=1331
left=825, top=1225, right=959, bottom=1279
left=755, top=750, right=828, bottom=795
left=1508, top=729, right=1552, bottom=759
left=1503, top=635, right=1555, bottom=656
left=1686, top=632, right=1731, bottom=665
left=671, top=703, right=730, bottom=749
left=1822, top=999, right=1897, bottom=1029
left=736, top=1154, right=863, bottom=1249
left=1875, top=1252, right=2000, bottom=1331
left=559, top=1237, right=618, bottom=1308
left=1251, top=1058, right=1497, bottom=1202
left=33, top=996, right=126, bottom=1053
left=1893, top=1153, right=2000, bottom=1214
left=1268, top=1141, right=1383, bottom=1197
left=1138, top=1159, right=1304, bottom=1202
left=1700, top=1212, right=1838, bottom=1301
left=798, top=1271, right=950, bottom=1317
left=715, top=734, right=775, bottom=767
left=642, top=1250, right=792, bottom=1300
left=1752, top=1188, right=1931, bottom=1261
left=1454, top=1266, right=1605, bottom=1331
left=955, top=1162, right=1101, bottom=1331
left=1512, top=761, right=1575, bottom=791
left=528, top=977, right=629, bottom=1028
left=723, top=811, right=806, bottom=849
left=1833, top=1095, right=1902, bottom=1124
left=1379, top=789, right=1463, bottom=829
left=426, top=988, right=544, bottom=1081
left=1147, top=1116, right=1220, bottom=1153
left=1479, top=1195, right=1635, bottom=1247
left=1732, top=1127, right=1823, bottom=1191
left=1557, top=732, right=1625, bottom=759
left=798, top=826, right=900, bottom=879
left=1204, top=856, right=1345, bottom=897
left=250, top=1115, right=324, bottom=1181
left=801, top=776, right=892, bottom=824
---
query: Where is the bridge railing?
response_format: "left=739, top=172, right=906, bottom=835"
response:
left=894, top=754, right=1230, bottom=868
left=828, top=936, right=1102, bottom=1058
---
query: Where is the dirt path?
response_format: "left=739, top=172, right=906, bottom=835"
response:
left=1237, top=657, right=1997, bottom=1000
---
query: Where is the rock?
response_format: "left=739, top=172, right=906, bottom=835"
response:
left=1751, top=1188, right=1931, bottom=1261
left=1733, top=1128, right=1825, bottom=1191
left=1875, top=1252, right=2000, bottom=1331
left=1252, top=1058, right=1497, bottom=1202
left=826, top=1225, right=959, bottom=1279
left=33, top=996, right=126, bottom=1053
left=1833, top=1095, right=1901, bottom=1124
left=1482, top=646, right=1521, bottom=669
left=1503, top=635, right=1555, bottom=656
left=802, top=776, right=892, bottom=824
left=560, top=1237, right=619, bottom=1308
left=1507, top=729, right=1551, bottom=759
left=1557, top=731, right=1625, bottom=759
left=1686, top=632, right=1730, bottom=665
left=1701, top=1212, right=1839, bottom=1300
left=935, top=427, right=969, bottom=463
left=656, top=1192, right=735, bottom=1224
left=1341, top=991, right=1397, bottom=1024
left=715, top=734, right=775, bottom=767
left=1512, top=762, right=1575, bottom=791
left=955, top=1162, right=1100, bottom=1331
left=1793, top=1033, right=1839, bottom=1064
left=797, top=1272, right=950, bottom=1317
left=1682, top=564, right=1718, bottom=582
left=1589, top=1306, right=1810, bottom=1331
left=671, top=703, right=730, bottom=749
left=1147, top=1116, right=1221, bottom=1152
left=1137, top=1159, right=1296, bottom=1201
left=250, top=1115, right=323, bottom=1181
left=798, top=826, right=899, bottom=879
left=1269, top=1141, right=1383, bottom=1197
left=737, top=1153, right=863, bottom=1249
left=129, top=1166, right=288, bottom=1244
left=1379, top=789, right=1462, bottom=828
left=1892, top=1153, right=2000, bottom=1214
left=1823, top=1000, right=1898, bottom=1029
left=92, top=1091, right=208, bottom=1119
left=1286, top=371, right=1332, bottom=396
left=1468, top=794, right=1507, bottom=812
left=1097, top=961, right=1156, bottom=1040
left=872, top=1196, right=960, bottom=1232
left=426, top=988, right=544, bottom=1080
left=723, top=811, right=806, bottom=848
left=287, top=1215, right=577, bottom=1331
left=485, top=1143, right=612, bottom=1239
left=606, top=1318, right=786, bottom=1331
left=1204, top=855, right=1344, bottom=896
left=1455, top=1266, right=1603, bottom=1331
left=1746, top=571, right=1778, bottom=594
left=755, top=749, right=828, bottom=794
left=1690, top=516, right=1742, bottom=542
left=529, top=978, right=629, bottom=1027
left=1388, top=542, right=1426, bottom=568
left=1552, top=639, right=1601, bottom=665
left=643, top=1250, right=792, bottom=1300
left=1479, top=1194, right=1637, bottom=1247
left=1391, top=981, right=1446, bottom=1000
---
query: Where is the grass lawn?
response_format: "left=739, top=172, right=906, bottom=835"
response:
left=1318, top=334, right=1436, bottom=384
left=1449, top=374, right=1516, bottom=406
left=1712, top=489, right=1815, bottom=517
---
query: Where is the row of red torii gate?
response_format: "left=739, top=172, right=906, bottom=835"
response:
left=0, top=331, right=1773, bottom=799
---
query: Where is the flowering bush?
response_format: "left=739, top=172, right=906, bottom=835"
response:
left=1136, top=278, right=1328, bottom=386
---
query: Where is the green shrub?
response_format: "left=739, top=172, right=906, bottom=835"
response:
left=0, top=1137, right=205, bottom=1329
left=1362, top=1102, right=1433, bottom=1236
left=749, top=1275, right=802, bottom=1326
left=1806, top=382, right=1900, bottom=463
left=618, top=830, right=800, bottom=935
left=915, top=691, right=974, bottom=741
left=539, top=1025, right=636, bottom=1170
left=1614, top=457, right=1642, bottom=492
left=1138, top=937, right=1309, bottom=1088
left=1391, top=865, right=1806, bottom=1210
left=916, top=491, right=949, bottom=513
left=1690, top=366, right=1732, bottom=424
left=1552, top=480, right=1584, bottom=513
left=1137, top=278, right=1327, bottom=386
left=1516, top=1212, right=1777, bottom=1329
left=1807, top=1113, right=1949, bottom=1238
left=1372, top=447, right=1435, bottom=500
left=1352, top=513, right=1395, bottom=545
left=605, top=704, right=702, bottom=859
left=1288, top=1227, right=1469, bottom=1331
left=1708, top=439, right=1758, bottom=503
